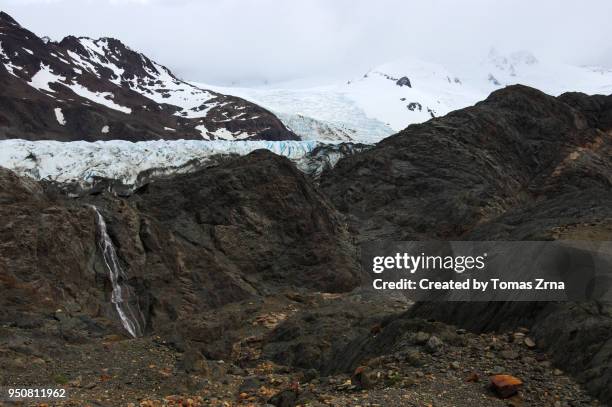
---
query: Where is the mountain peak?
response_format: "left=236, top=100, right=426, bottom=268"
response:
left=76, top=36, right=127, bottom=48
left=509, top=50, right=538, bottom=66
left=487, top=47, right=539, bottom=68
left=0, top=11, right=20, bottom=27
left=0, top=12, right=296, bottom=142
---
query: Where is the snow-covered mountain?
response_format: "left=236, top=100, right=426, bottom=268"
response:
left=0, top=11, right=295, bottom=141
left=2, top=10, right=610, bottom=144
left=200, top=49, right=612, bottom=143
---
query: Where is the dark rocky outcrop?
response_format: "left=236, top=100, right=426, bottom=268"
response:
left=396, top=76, right=412, bottom=87
left=0, top=168, right=99, bottom=321
left=407, top=102, right=422, bottom=111
left=320, top=85, right=612, bottom=402
left=121, top=149, right=362, bottom=301
left=0, top=149, right=362, bottom=359
left=321, top=85, right=611, bottom=242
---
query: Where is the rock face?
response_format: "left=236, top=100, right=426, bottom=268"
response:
left=0, top=168, right=99, bottom=323
left=99, top=149, right=363, bottom=356
left=0, top=12, right=296, bottom=141
left=120, top=149, right=362, bottom=300
left=320, top=85, right=612, bottom=402
left=321, top=85, right=612, bottom=242
left=0, top=149, right=362, bottom=357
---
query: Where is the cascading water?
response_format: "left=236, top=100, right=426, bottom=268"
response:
left=91, top=206, right=144, bottom=338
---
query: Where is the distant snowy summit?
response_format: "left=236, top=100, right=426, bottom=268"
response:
left=0, top=11, right=295, bottom=142
left=201, top=48, right=612, bottom=143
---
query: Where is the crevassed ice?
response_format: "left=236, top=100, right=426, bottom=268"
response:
left=0, top=139, right=323, bottom=185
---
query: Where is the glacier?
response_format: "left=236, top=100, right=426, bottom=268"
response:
left=0, top=139, right=328, bottom=186
left=198, top=49, right=612, bottom=143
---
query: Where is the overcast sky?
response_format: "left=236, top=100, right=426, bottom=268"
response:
left=2, top=0, right=612, bottom=85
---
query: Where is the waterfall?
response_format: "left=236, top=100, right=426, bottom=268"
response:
left=91, top=206, right=144, bottom=338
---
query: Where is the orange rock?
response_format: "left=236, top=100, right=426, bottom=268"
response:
left=490, top=374, right=523, bottom=398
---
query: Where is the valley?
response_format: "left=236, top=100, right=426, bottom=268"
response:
left=0, top=8, right=611, bottom=407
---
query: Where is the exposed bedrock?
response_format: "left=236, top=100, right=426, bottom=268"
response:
left=318, top=85, right=612, bottom=402
left=0, top=149, right=363, bottom=359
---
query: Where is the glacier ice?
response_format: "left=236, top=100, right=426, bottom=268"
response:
left=0, top=139, right=325, bottom=186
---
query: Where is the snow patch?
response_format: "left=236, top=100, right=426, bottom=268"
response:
left=67, top=50, right=98, bottom=74
left=28, top=63, right=65, bottom=93
left=54, top=108, right=66, bottom=125
left=195, top=124, right=210, bottom=140
left=66, top=83, right=132, bottom=114
left=211, top=128, right=236, bottom=141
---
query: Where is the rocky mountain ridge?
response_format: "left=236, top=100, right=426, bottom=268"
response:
left=0, top=11, right=296, bottom=141
left=319, top=84, right=612, bottom=402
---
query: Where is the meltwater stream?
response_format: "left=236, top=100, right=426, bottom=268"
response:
left=91, top=206, right=145, bottom=338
